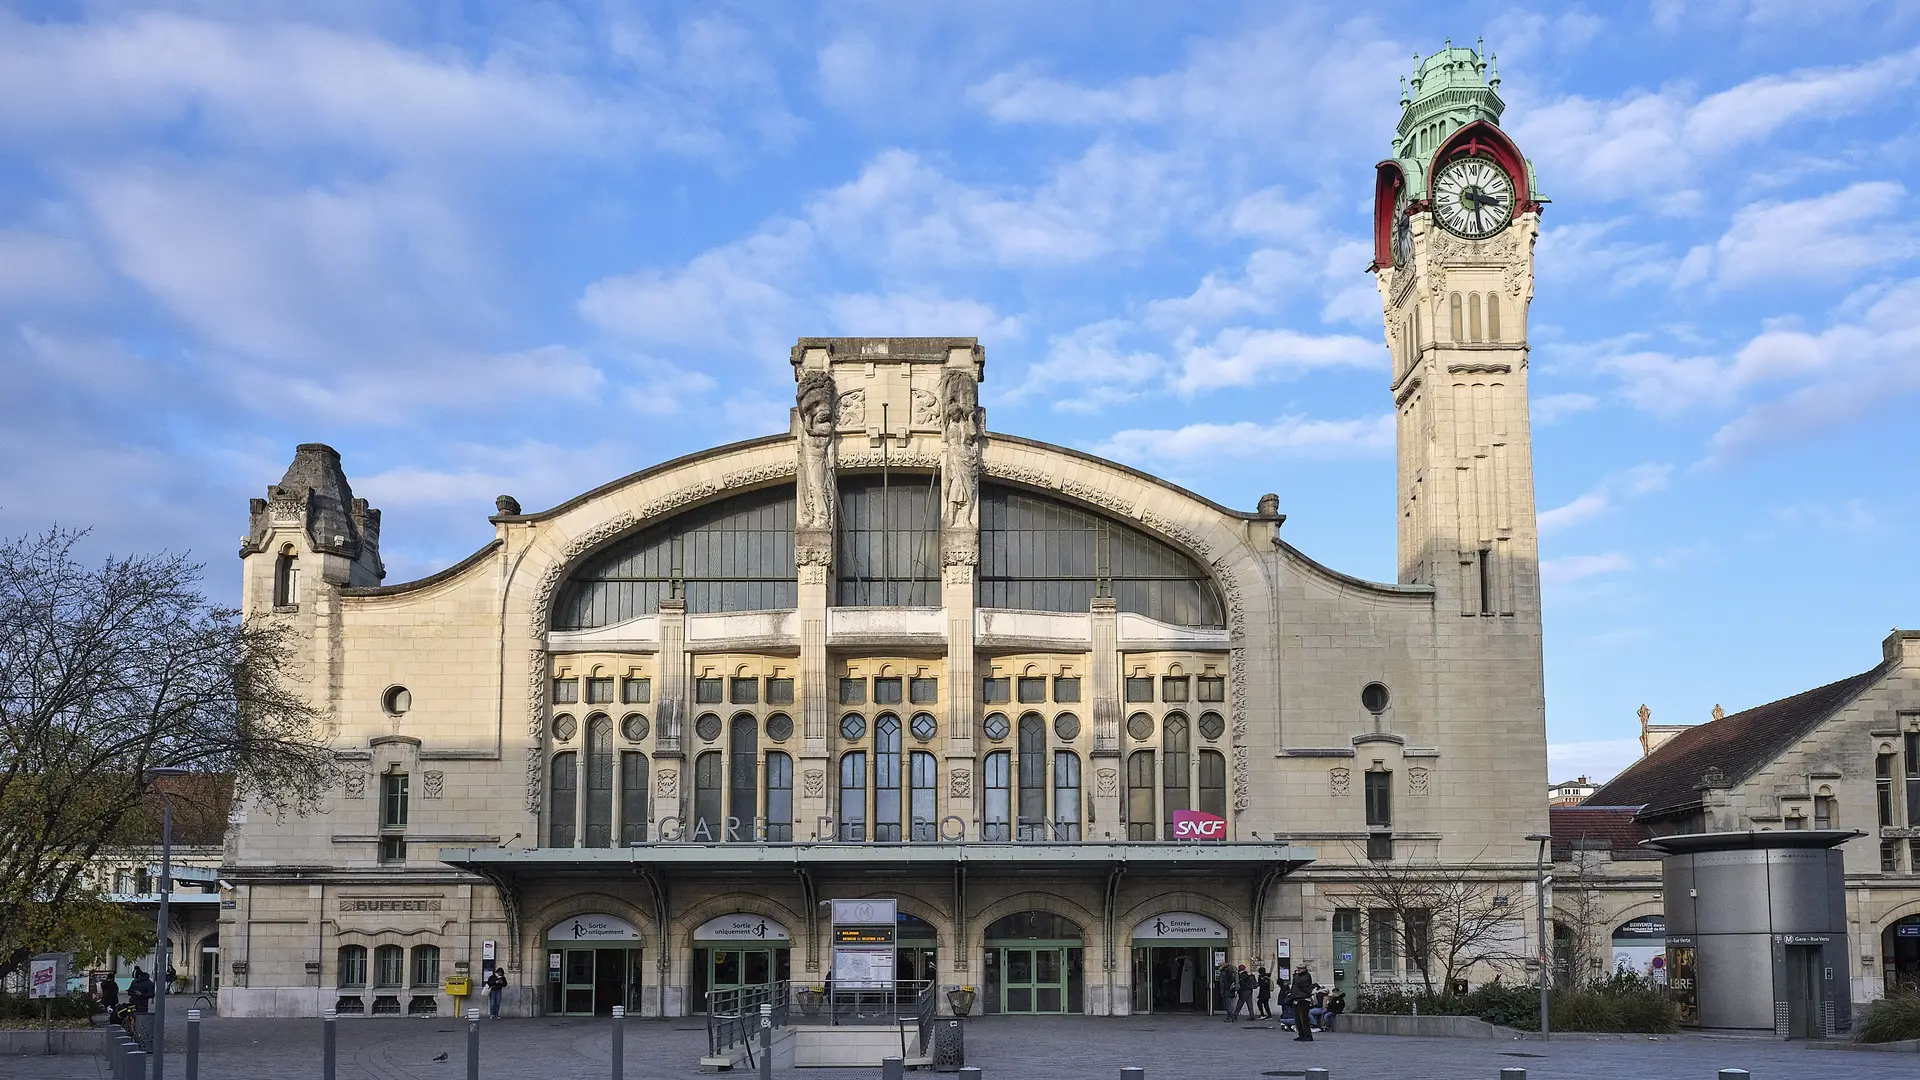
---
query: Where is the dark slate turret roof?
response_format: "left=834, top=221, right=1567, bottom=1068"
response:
left=1586, top=665, right=1885, bottom=819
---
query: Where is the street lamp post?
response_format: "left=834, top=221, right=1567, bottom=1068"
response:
left=1526, top=832, right=1552, bottom=1041
left=147, top=767, right=190, bottom=1080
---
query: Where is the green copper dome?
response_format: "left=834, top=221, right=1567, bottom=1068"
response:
left=1388, top=39, right=1539, bottom=204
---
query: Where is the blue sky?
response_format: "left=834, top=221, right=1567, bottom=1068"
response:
left=3, top=1, right=1918, bottom=785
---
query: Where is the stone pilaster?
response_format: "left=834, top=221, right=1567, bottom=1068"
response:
left=653, top=598, right=686, bottom=834
left=1088, top=597, right=1121, bottom=840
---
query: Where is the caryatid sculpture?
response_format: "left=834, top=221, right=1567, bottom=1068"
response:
left=795, top=369, right=838, bottom=536
left=940, top=368, right=983, bottom=534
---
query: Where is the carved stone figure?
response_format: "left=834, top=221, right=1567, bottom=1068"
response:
left=910, top=387, right=940, bottom=428
left=939, top=369, right=982, bottom=533
left=795, top=370, right=838, bottom=533
left=1256, top=493, right=1279, bottom=517
left=494, top=495, right=521, bottom=516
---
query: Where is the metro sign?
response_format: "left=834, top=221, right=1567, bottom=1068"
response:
left=1170, top=810, right=1228, bottom=840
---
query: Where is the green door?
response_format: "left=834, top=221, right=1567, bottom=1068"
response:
left=996, top=947, right=1068, bottom=1013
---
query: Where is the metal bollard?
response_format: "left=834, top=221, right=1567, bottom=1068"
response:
left=1122, top=1069, right=1146, bottom=1080
left=127, top=1049, right=148, bottom=1080
left=185, top=1009, right=201, bottom=1080
left=467, top=1008, right=481, bottom=1080
left=118, top=1036, right=138, bottom=1080
left=959, top=1068, right=983, bottom=1080
left=1305, top=1070, right=1330, bottom=1080
left=1499, top=1070, right=1527, bottom=1080
left=882, top=1057, right=905, bottom=1080
left=323, top=1009, right=337, bottom=1080
left=1718, top=1072, right=1751, bottom=1079
left=761, top=1004, right=775, bottom=1080
left=611, top=1005, right=625, bottom=1080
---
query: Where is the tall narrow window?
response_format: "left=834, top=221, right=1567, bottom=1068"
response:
left=1367, top=910, right=1398, bottom=974
left=1478, top=549, right=1493, bottom=615
left=1879, top=753, right=1896, bottom=827
left=1404, top=911, right=1432, bottom=977
left=693, top=751, right=723, bottom=842
left=1814, top=794, right=1835, bottom=831
left=338, top=945, right=367, bottom=987
left=1198, top=749, right=1227, bottom=818
left=374, top=945, right=404, bottom=987
left=620, top=751, right=648, bottom=844
left=1053, top=751, right=1081, bottom=840
left=874, top=714, right=903, bottom=842
left=549, top=753, right=576, bottom=847
left=1485, top=293, right=1501, bottom=341
left=1018, top=713, right=1047, bottom=840
left=410, top=945, right=440, bottom=988
left=1365, top=770, right=1393, bottom=827
left=982, top=750, right=1012, bottom=841
left=585, top=715, right=613, bottom=847
left=1907, top=732, right=1920, bottom=827
left=765, top=751, right=793, bottom=842
left=1449, top=293, right=1464, bottom=341
left=1162, top=713, right=1191, bottom=838
left=910, top=751, right=938, bottom=841
left=274, top=545, right=301, bottom=606
left=1127, top=749, right=1156, bottom=841
left=728, top=714, right=758, bottom=841
left=382, top=773, right=409, bottom=829
left=839, top=751, right=867, bottom=841
left=1468, top=293, right=1483, bottom=341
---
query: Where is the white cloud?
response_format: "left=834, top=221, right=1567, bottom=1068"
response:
left=1539, top=464, right=1672, bottom=533
left=1003, top=320, right=1165, bottom=413
left=1171, top=326, right=1382, bottom=395
left=1772, top=499, right=1878, bottom=534
left=0, top=230, right=101, bottom=306
left=1540, top=551, right=1633, bottom=585
left=1684, top=181, right=1920, bottom=287
left=1092, top=413, right=1393, bottom=468
left=1533, top=392, right=1598, bottom=425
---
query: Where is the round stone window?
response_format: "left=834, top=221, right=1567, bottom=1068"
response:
left=383, top=685, right=411, bottom=716
left=982, top=712, right=1010, bottom=742
left=621, top=713, right=649, bottom=741
left=552, top=714, right=577, bottom=741
left=1127, top=712, right=1155, bottom=741
left=1054, top=713, right=1081, bottom=741
left=766, top=713, right=794, bottom=742
left=840, top=713, right=866, bottom=741
left=1198, top=711, right=1225, bottom=741
left=1362, top=682, right=1391, bottom=715
left=910, top=712, right=937, bottom=742
left=695, top=713, right=723, bottom=742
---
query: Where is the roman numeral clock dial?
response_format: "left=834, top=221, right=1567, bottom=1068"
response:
left=1433, top=157, right=1514, bottom=240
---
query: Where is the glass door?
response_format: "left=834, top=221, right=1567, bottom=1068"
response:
left=995, top=947, right=1069, bottom=1014
left=563, top=950, right=596, bottom=1014
left=1004, top=949, right=1034, bottom=1013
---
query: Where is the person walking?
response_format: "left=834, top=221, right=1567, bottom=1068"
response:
left=1288, top=967, right=1315, bottom=1042
left=485, top=966, right=509, bottom=1018
left=1214, top=961, right=1233, bottom=1018
left=127, top=968, right=154, bottom=1015
left=1255, top=965, right=1273, bottom=1019
left=1234, top=965, right=1255, bottom=1022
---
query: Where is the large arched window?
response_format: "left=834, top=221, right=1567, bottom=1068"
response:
left=549, top=751, right=577, bottom=847
left=693, top=751, right=724, bottom=842
left=765, top=751, right=793, bottom=842
left=620, top=751, right=648, bottom=844
left=729, top=714, right=759, bottom=840
left=1017, top=713, right=1047, bottom=840
left=982, top=750, right=1011, bottom=841
left=837, top=475, right=940, bottom=606
left=910, top=751, right=938, bottom=841
left=1198, top=749, right=1227, bottom=818
left=553, top=486, right=797, bottom=628
left=1054, top=751, right=1081, bottom=841
left=874, top=714, right=903, bottom=842
left=839, top=751, right=867, bottom=841
left=978, top=484, right=1223, bottom=626
left=1127, top=750, right=1156, bottom=841
left=1162, top=713, right=1190, bottom=837
left=585, top=714, right=614, bottom=848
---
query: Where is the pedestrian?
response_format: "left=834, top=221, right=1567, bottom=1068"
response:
left=1289, top=966, right=1315, bottom=1042
left=1234, top=965, right=1255, bottom=1021
left=1213, top=961, right=1230, bottom=1017
left=485, top=966, right=508, bottom=1018
left=128, top=967, right=154, bottom=1014
left=1255, top=965, right=1273, bottom=1019
left=1308, top=986, right=1329, bottom=1031
left=1326, top=987, right=1346, bottom=1032
left=98, top=973, right=120, bottom=1018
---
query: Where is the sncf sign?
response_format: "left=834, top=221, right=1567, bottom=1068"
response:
left=1170, top=810, right=1228, bottom=840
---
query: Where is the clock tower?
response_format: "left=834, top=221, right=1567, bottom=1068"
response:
left=1372, top=41, right=1545, bottom=626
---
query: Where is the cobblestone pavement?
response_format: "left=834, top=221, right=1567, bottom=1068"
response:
left=4, top=1014, right=1910, bottom=1080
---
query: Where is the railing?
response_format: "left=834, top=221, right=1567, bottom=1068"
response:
left=706, top=980, right=790, bottom=1057
left=910, top=979, right=937, bottom=1057
left=810, top=979, right=933, bottom=1026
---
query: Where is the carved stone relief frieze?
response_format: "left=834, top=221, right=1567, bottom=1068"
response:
left=911, top=387, right=940, bottom=428
left=1231, top=746, right=1251, bottom=812
left=985, top=460, right=1055, bottom=489
left=1060, top=479, right=1135, bottom=519
left=637, top=482, right=718, bottom=522
left=948, top=768, right=971, bottom=800
left=423, top=771, right=444, bottom=799
left=1094, top=769, right=1118, bottom=798
left=802, top=770, right=827, bottom=799
left=840, top=451, right=940, bottom=470
left=343, top=773, right=366, bottom=800
left=525, top=746, right=543, bottom=814
left=656, top=769, right=679, bottom=800
left=835, top=388, right=866, bottom=430
left=1329, top=767, right=1351, bottom=797
left=722, top=462, right=796, bottom=489
left=1408, top=767, right=1430, bottom=798
left=1140, top=510, right=1211, bottom=562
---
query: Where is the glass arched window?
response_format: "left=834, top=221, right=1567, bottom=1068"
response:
left=1468, top=293, right=1483, bottom=341
left=553, top=486, right=797, bottom=628
left=1017, top=713, right=1047, bottom=841
left=1198, top=749, right=1227, bottom=818
left=585, top=714, right=613, bottom=848
left=1054, top=751, right=1081, bottom=841
left=874, top=715, right=903, bottom=842
left=693, top=751, right=723, bottom=842
left=338, top=945, right=367, bottom=987
left=1162, top=713, right=1190, bottom=838
left=910, top=751, right=938, bottom=841
left=620, top=751, right=648, bottom=844
left=1449, top=293, right=1464, bottom=341
left=373, top=945, right=404, bottom=987
left=978, top=485, right=1223, bottom=627
left=1485, top=293, right=1501, bottom=341
left=729, top=714, right=758, bottom=841
left=765, top=751, right=793, bottom=842
left=983, top=750, right=1011, bottom=841
left=549, top=751, right=577, bottom=848
left=410, top=945, right=440, bottom=987
left=837, top=475, right=940, bottom=606
left=839, top=751, right=867, bottom=841
left=274, top=544, right=300, bottom=606
left=1127, top=749, right=1156, bottom=841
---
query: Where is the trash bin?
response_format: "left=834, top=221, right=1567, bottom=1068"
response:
left=932, top=1017, right=964, bottom=1072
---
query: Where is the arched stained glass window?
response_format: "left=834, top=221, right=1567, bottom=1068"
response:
left=693, top=751, right=723, bottom=842
left=620, top=751, right=648, bottom=844
left=1017, top=713, right=1047, bottom=841
left=839, top=751, right=867, bottom=842
left=874, top=714, right=903, bottom=842
left=1198, top=749, right=1227, bottom=818
left=1126, top=750, right=1156, bottom=841
left=765, top=751, right=793, bottom=842
left=549, top=751, right=577, bottom=848
left=728, top=714, right=758, bottom=841
left=1054, top=751, right=1081, bottom=841
left=978, top=484, right=1223, bottom=627
left=836, top=474, right=941, bottom=606
left=910, top=751, right=938, bottom=841
left=983, top=750, right=1011, bottom=842
left=584, top=715, right=613, bottom=848
left=553, top=486, right=796, bottom=629
left=1162, top=713, right=1190, bottom=838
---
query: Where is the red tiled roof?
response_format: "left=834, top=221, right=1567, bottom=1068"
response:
left=1548, top=805, right=1659, bottom=861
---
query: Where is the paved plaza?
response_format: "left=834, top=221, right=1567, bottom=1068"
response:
left=7, top=1015, right=1913, bottom=1080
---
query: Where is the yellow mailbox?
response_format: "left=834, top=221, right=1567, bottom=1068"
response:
left=445, top=974, right=471, bottom=997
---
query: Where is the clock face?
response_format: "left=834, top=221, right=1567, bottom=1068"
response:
left=1391, top=187, right=1413, bottom=268
left=1433, top=157, right=1515, bottom=240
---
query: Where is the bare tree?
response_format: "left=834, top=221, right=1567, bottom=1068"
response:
left=1551, top=848, right=1610, bottom=988
left=1343, top=846, right=1523, bottom=996
left=0, top=528, right=337, bottom=984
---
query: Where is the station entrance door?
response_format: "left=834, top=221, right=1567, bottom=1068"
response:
left=1129, top=912, right=1230, bottom=1015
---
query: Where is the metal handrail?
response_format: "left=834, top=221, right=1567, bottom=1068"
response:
left=706, top=980, right=791, bottom=1056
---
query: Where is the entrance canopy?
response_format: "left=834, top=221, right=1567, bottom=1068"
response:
left=442, top=841, right=1312, bottom=879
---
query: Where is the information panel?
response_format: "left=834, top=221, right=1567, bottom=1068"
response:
left=828, top=898, right=898, bottom=993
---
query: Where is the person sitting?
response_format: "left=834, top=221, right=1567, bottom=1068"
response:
left=1308, top=986, right=1330, bottom=1031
